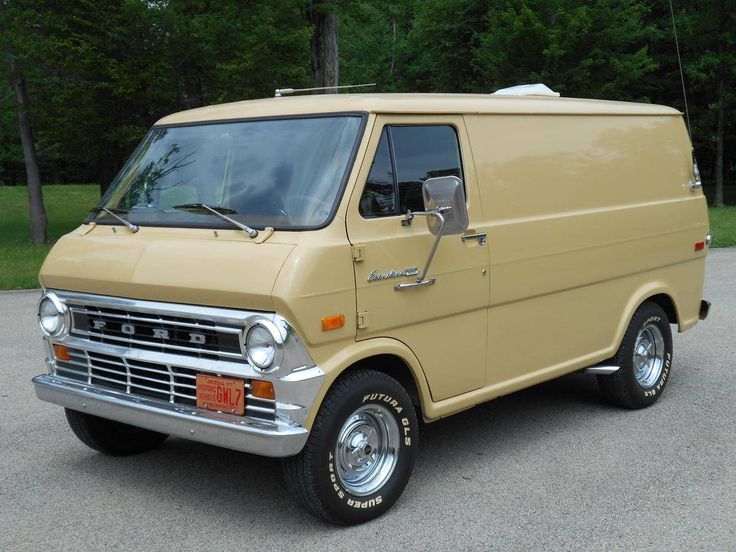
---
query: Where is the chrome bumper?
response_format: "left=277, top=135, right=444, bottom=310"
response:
left=33, top=374, right=309, bottom=457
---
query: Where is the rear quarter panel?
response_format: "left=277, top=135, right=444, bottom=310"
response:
left=464, top=113, right=708, bottom=390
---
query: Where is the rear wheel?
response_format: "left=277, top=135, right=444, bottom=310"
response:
left=283, top=369, right=418, bottom=525
left=65, top=408, right=168, bottom=455
left=597, top=302, right=673, bottom=409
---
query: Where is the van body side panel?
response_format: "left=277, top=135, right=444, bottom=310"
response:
left=345, top=115, right=490, bottom=402
left=465, top=113, right=708, bottom=390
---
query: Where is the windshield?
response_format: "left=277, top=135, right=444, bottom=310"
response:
left=93, top=115, right=364, bottom=229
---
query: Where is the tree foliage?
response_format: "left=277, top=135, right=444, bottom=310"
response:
left=1, top=0, right=734, bottom=202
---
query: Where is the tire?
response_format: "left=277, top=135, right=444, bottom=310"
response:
left=65, top=408, right=168, bottom=456
left=283, top=369, right=418, bottom=525
left=597, top=301, right=673, bottom=409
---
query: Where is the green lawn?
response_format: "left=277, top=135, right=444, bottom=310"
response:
left=0, top=185, right=735, bottom=290
left=0, top=185, right=100, bottom=289
left=708, top=206, right=736, bottom=248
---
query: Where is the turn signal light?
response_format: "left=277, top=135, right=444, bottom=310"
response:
left=251, top=380, right=275, bottom=400
left=53, top=344, right=71, bottom=361
left=321, top=314, right=345, bottom=332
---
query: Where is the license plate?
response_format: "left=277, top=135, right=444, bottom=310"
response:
left=196, top=374, right=245, bottom=415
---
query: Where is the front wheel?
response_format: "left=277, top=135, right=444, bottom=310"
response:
left=597, top=302, right=673, bottom=409
left=283, top=369, right=418, bottom=525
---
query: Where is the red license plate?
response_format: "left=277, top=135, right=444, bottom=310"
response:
left=196, top=374, right=245, bottom=415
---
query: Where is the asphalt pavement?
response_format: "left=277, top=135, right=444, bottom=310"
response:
left=1, top=250, right=734, bottom=551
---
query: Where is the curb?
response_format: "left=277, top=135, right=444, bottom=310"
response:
left=0, top=288, right=41, bottom=294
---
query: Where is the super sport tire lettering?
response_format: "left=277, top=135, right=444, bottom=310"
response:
left=282, top=368, right=418, bottom=525
left=597, top=301, right=674, bottom=409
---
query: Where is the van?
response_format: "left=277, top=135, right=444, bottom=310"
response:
left=33, top=93, right=710, bottom=524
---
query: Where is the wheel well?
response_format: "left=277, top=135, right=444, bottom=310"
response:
left=646, top=293, right=678, bottom=325
left=337, top=354, right=423, bottom=417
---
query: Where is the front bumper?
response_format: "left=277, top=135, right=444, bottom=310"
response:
left=33, top=374, right=309, bottom=457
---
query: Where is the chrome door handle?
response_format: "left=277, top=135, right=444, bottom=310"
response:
left=461, top=232, right=487, bottom=246
left=394, top=277, right=436, bottom=291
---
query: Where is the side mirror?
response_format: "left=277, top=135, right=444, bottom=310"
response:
left=396, top=176, right=469, bottom=291
left=422, top=176, right=469, bottom=236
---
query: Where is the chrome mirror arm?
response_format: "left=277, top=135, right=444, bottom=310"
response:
left=395, top=210, right=446, bottom=291
left=416, top=211, right=445, bottom=282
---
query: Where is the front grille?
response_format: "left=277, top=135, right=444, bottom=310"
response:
left=68, top=304, right=243, bottom=362
left=54, top=347, right=275, bottom=422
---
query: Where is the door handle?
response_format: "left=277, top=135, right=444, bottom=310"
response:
left=461, top=232, right=487, bottom=246
left=394, top=277, right=436, bottom=291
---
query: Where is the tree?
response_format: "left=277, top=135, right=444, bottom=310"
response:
left=474, top=0, right=658, bottom=100
left=339, top=1, right=413, bottom=90
left=400, top=0, right=488, bottom=92
left=673, top=0, right=736, bottom=207
left=307, top=0, right=339, bottom=91
left=0, top=0, right=732, bottom=201
left=1, top=1, right=47, bottom=243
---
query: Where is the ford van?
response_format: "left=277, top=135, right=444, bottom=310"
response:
left=33, top=92, right=710, bottom=524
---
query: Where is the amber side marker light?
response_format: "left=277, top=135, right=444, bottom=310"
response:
left=53, top=344, right=71, bottom=361
left=251, top=380, right=275, bottom=400
left=321, top=314, right=345, bottom=332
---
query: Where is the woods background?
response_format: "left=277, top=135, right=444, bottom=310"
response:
left=1, top=0, right=734, bottom=240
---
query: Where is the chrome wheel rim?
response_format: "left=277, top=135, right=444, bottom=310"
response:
left=335, top=404, right=400, bottom=497
left=633, top=323, right=666, bottom=388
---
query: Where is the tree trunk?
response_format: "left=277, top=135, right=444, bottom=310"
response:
left=7, top=47, right=47, bottom=244
left=308, top=1, right=338, bottom=92
left=714, top=62, right=725, bottom=207
left=322, top=10, right=339, bottom=92
left=389, top=17, right=396, bottom=75
left=309, top=2, right=323, bottom=88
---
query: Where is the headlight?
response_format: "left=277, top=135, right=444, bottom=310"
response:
left=38, top=292, right=69, bottom=337
left=245, top=324, right=277, bottom=370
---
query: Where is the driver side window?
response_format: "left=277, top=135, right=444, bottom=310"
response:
left=360, top=125, right=463, bottom=218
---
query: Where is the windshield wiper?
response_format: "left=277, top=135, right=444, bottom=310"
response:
left=173, top=203, right=258, bottom=238
left=91, top=207, right=139, bottom=233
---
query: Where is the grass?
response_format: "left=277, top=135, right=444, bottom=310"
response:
left=709, top=206, right=736, bottom=248
left=0, top=185, right=735, bottom=290
left=0, top=185, right=100, bottom=289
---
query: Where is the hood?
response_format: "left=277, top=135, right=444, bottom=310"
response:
left=39, top=225, right=296, bottom=312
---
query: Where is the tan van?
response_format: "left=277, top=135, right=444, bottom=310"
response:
left=33, top=92, right=710, bottom=524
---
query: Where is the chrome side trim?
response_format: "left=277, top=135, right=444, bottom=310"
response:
left=582, top=365, right=620, bottom=375
left=33, top=374, right=309, bottom=457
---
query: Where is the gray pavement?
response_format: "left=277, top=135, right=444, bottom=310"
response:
left=1, top=250, right=734, bottom=551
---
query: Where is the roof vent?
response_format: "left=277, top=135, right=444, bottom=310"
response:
left=492, top=83, right=560, bottom=97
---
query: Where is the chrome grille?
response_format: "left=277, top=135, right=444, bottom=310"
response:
left=54, top=347, right=275, bottom=421
left=68, top=304, right=244, bottom=362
